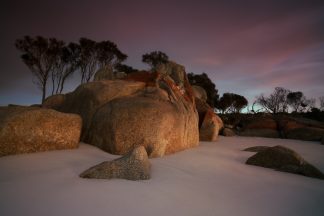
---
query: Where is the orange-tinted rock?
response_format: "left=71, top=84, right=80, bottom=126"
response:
left=86, top=83, right=199, bottom=157
left=50, top=80, right=146, bottom=140
left=244, top=117, right=277, bottom=130
left=199, top=108, right=223, bottom=141
left=0, top=106, right=81, bottom=157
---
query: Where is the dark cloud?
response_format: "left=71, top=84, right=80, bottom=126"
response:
left=1, top=0, right=324, bottom=105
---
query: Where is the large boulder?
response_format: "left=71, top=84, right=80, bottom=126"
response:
left=44, top=62, right=199, bottom=157
left=194, top=98, right=223, bottom=141
left=156, top=61, right=186, bottom=87
left=46, top=80, right=146, bottom=140
left=238, top=116, right=279, bottom=138
left=42, top=94, right=65, bottom=110
left=192, top=85, right=207, bottom=102
left=199, top=109, right=223, bottom=141
left=239, top=129, right=280, bottom=138
left=278, top=117, right=324, bottom=141
left=80, top=146, right=151, bottom=180
left=86, top=78, right=199, bottom=157
left=0, top=106, right=81, bottom=157
left=246, top=145, right=324, bottom=179
left=93, top=65, right=114, bottom=81
left=285, top=127, right=324, bottom=141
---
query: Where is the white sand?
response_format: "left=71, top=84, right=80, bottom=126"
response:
left=1, top=136, right=324, bottom=216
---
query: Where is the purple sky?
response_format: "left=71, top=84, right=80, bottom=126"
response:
left=1, top=0, right=324, bottom=106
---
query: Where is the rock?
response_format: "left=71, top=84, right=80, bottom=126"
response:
left=222, top=128, right=236, bottom=137
left=93, top=65, right=114, bottom=81
left=0, top=106, right=81, bottom=157
left=54, top=80, right=146, bottom=140
left=243, top=146, right=269, bottom=152
left=199, top=108, right=223, bottom=141
left=194, top=97, right=223, bottom=141
left=285, top=127, right=324, bottom=141
left=321, top=136, right=324, bottom=145
left=192, top=85, right=207, bottom=102
left=239, top=129, right=280, bottom=138
left=246, top=145, right=324, bottom=179
left=86, top=85, right=199, bottom=157
left=80, top=146, right=151, bottom=180
left=45, top=62, right=199, bottom=157
left=42, top=94, right=65, bottom=110
left=156, top=61, right=186, bottom=87
left=277, top=117, right=324, bottom=141
left=84, top=63, right=199, bottom=157
left=243, top=116, right=277, bottom=130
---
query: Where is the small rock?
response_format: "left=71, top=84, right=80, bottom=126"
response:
left=222, top=128, right=236, bottom=137
left=80, top=146, right=151, bottom=180
left=243, top=146, right=269, bottom=152
left=246, top=145, right=324, bottom=180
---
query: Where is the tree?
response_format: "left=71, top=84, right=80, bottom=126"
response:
left=96, top=40, right=127, bottom=68
left=78, top=38, right=127, bottom=83
left=15, top=36, right=61, bottom=102
left=187, top=72, right=219, bottom=107
left=232, top=94, right=248, bottom=113
left=287, top=91, right=305, bottom=112
left=287, top=91, right=316, bottom=113
left=216, top=93, right=248, bottom=113
left=256, top=87, right=290, bottom=114
left=319, top=96, right=324, bottom=111
left=142, top=51, right=169, bottom=69
left=51, top=42, right=80, bottom=94
left=78, top=38, right=97, bottom=83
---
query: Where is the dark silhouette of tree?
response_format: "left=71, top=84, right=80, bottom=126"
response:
left=287, top=91, right=317, bottom=113
left=96, top=40, right=127, bottom=68
left=187, top=72, right=219, bottom=107
left=256, top=87, right=290, bottom=114
left=142, top=51, right=169, bottom=69
left=78, top=38, right=127, bottom=83
left=115, top=63, right=138, bottom=74
left=216, top=93, right=248, bottom=113
left=78, top=38, right=97, bottom=83
left=51, top=42, right=80, bottom=94
left=232, top=94, right=248, bottom=113
left=287, top=91, right=311, bottom=113
left=319, top=96, right=324, bottom=111
left=15, top=36, right=61, bottom=103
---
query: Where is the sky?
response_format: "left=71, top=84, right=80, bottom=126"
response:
left=1, top=0, right=324, bottom=107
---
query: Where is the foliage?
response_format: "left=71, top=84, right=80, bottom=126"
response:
left=256, top=87, right=290, bottom=114
left=16, top=36, right=128, bottom=102
left=78, top=38, right=127, bottom=83
left=50, top=42, right=80, bottom=95
left=287, top=91, right=314, bottom=113
left=15, top=36, right=62, bottom=102
left=187, top=72, right=219, bottom=107
left=216, top=93, right=248, bottom=113
left=142, top=51, right=169, bottom=69
left=114, top=63, right=138, bottom=74
left=319, top=96, right=324, bottom=111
